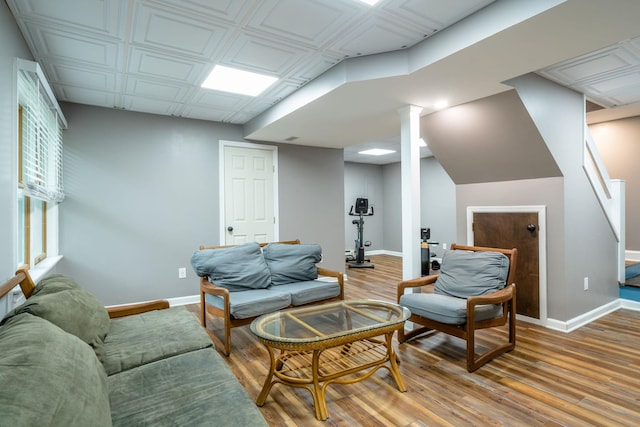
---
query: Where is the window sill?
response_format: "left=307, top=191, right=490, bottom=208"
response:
left=28, top=255, right=63, bottom=283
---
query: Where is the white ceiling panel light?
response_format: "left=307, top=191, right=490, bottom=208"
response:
left=201, top=65, right=278, bottom=96
left=357, top=0, right=381, bottom=5
left=359, top=148, right=396, bottom=156
left=434, top=99, right=448, bottom=110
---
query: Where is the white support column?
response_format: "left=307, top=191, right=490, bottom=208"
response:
left=398, top=105, right=423, bottom=280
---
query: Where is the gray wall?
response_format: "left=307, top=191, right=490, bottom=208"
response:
left=277, top=143, right=345, bottom=270
left=509, top=74, right=619, bottom=321
left=380, top=158, right=456, bottom=255
left=344, top=162, right=384, bottom=252
left=343, top=156, right=456, bottom=256
left=382, top=163, right=402, bottom=253
left=0, top=2, right=34, bottom=315
left=590, top=116, right=640, bottom=253
left=58, top=103, right=344, bottom=306
left=419, top=157, right=457, bottom=257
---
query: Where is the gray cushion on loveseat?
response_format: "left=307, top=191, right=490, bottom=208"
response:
left=191, top=242, right=272, bottom=291
left=0, top=313, right=112, bottom=427
left=108, top=348, right=268, bottom=427
left=103, top=306, right=213, bottom=375
left=271, top=279, right=341, bottom=306
left=263, top=242, right=322, bottom=285
left=205, top=288, right=291, bottom=320
left=434, top=249, right=510, bottom=298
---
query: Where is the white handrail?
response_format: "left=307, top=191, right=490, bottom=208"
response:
left=583, top=124, right=626, bottom=282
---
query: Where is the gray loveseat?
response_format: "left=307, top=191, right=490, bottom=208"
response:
left=191, top=240, right=344, bottom=355
left=0, top=270, right=267, bottom=427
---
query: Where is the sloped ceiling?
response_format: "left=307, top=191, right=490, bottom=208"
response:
left=422, top=90, right=562, bottom=184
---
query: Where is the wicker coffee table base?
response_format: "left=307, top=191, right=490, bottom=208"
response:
left=255, top=329, right=406, bottom=421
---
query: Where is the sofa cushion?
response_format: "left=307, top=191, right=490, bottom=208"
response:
left=263, top=242, right=322, bottom=285
left=205, top=289, right=291, bottom=320
left=191, top=242, right=272, bottom=291
left=108, top=348, right=268, bottom=427
left=103, top=306, right=213, bottom=375
left=434, top=250, right=510, bottom=298
left=271, top=279, right=341, bottom=306
left=1, top=274, right=110, bottom=363
left=399, top=293, right=502, bottom=325
left=0, top=313, right=112, bottom=427
left=31, top=273, right=81, bottom=295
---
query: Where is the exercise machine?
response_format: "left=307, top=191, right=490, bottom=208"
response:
left=346, top=198, right=374, bottom=269
left=420, top=227, right=440, bottom=275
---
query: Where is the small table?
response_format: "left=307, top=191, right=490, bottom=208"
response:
left=250, top=299, right=410, bottom=421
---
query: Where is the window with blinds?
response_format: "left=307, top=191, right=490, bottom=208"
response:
left=16, top=59, right=66, bottom=269
left=17, top=64, right=64, bottom=202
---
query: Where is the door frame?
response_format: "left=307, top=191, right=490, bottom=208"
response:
left=219, top=140, right=279, bottom=245
left=466, top=205, right=547, bottom=325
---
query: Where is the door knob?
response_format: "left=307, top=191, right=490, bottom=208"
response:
left=526, top=224, right=536, bottom=232
left=227, top=226, right=233, bottom=232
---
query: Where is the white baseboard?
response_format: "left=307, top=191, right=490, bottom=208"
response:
left=168, top=294, right=200, bottom=306
left=545, top=299, right=624, bottom=333
left=620, top=298, right=640, bottom=310
left=626, top=250, right=640, bottom=262
left=367, top=249, right=401, bottom=257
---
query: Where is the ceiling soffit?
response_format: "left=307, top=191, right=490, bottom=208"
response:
left=422, top=90, right=562, bottom=185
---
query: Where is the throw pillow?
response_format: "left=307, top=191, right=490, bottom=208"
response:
left=31, top=273, right=81, bottom=295
left=0, top=313, right=112, bottom=426
left=434, top=249, right=510, bottom=298
left=263, top=243, right=322, bottom=286
left=190, top=242, right=272, bottom=291
left=1, top=274, right=110, bottom=363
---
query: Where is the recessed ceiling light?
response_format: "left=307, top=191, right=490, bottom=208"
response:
left=434, top=100, right=448, bottom=110
left=357, top=0, right=381, bottom=5
left=201, top=65, right=277, bottom=96
left=359, top=148, right=396, bottom=156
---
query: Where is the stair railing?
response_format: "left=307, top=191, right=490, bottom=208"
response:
left=583, top=123, right=626, bottom=283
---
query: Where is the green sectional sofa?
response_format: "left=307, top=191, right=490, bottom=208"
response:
left=0, top=270, right=267, bottom=427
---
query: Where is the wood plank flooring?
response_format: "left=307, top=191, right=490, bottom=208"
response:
left=187, top=255, right=640, bottom=426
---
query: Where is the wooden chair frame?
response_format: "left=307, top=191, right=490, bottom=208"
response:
left=1, top=268, right=170, bottom=319
left=397, top=244, right=518, bottom=372
left=198, top=240, right=345, bottom=356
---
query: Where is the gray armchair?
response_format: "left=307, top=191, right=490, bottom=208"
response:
left=397, top=244, right=518, bottom=372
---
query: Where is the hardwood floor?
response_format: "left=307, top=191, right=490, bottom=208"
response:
left=187, top=255, right=640, bottom=426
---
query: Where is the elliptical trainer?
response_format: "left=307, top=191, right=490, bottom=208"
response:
left=346, top=198, right=374, bottom=269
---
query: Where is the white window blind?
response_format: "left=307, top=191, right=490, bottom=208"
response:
left=17, top=60, right=66, bottom=203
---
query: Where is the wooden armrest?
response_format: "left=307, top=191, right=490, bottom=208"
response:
left=397, top=275, right=438, bottom=302
left=107, top=300, right=170, bottom=319
left=467, top=284, right=515, bottom=307
left=317, top=267, right=343, bottom=282
left=317, top=267, right=344, bottom=299
left=200, top=278, right=230, bottom=298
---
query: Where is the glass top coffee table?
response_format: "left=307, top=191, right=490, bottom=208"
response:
left=250, top=299, right=410, bottom=421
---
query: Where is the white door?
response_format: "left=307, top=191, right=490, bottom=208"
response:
left=222, top=143, right=276, bottom=245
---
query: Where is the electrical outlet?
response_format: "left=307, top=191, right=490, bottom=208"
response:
left=442, top=243, right=447, bottom=250
left=178, top=267, right=187, bottom=279
left=583, top=277, right=589, bottom=291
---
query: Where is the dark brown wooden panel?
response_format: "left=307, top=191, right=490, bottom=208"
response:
left=473, top=212, right=540, bottom=318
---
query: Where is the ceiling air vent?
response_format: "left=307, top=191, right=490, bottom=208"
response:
left=285, top=136, right=299, bottom=142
